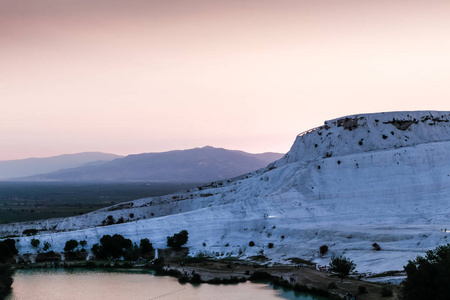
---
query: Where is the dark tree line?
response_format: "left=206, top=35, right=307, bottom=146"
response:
left=403, top=243, right=450, bottom=300
left=91, top=234, right=153, bottom=260
left=0, top=239, right=18, bottom=299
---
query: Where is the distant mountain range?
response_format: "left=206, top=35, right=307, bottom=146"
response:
left=0, top=152, right=122, bottom=180
left=7, top=147, right=284, bottom=183
left=4, top=111, right=450, bottom=276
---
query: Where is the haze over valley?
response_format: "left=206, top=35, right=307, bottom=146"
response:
left=4, top=111, right=450, bottom=277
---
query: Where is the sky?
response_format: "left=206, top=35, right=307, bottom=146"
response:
left=1, top=0, right=450, bottom=160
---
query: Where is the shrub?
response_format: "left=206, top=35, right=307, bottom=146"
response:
left=23, top=229, right=38, bottom=236
left=249, top=271, right=274, bottom=281
left=167, top=230, right=189, bottom=250
left=327, top=282, right=337, bottom=289
left=64, top=240, right=79, bottom=252
left=30, top=238, right=40, bottom=248
left=319, top=245, right=329, bottom=256
left=35, top=251, right=61, bottom=263
left=358, top=285, right=367, bottom=294
left=249, top=241, right=255, bottom=247
left=116, top=217, right=124, bottom=224
left=381, top=287, right=393, bottom=297
left=65, top=251, right=88, bottom=261
left=106, top=215, right=115, bottom=225
left=80, top=240, right=87, bottom=248
left=268, top=243, right=274, bottom=249
left=372, top=243, right=381, bottom=251
left=43, top=241, right=51, bottom=251
left=178, top=275, right=189, bottom=283
left=191, top=273, right=202, bottom=284
left=129, top=213, right=134, bottom=218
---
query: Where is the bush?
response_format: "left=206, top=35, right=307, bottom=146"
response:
left=249, top=271, right=274, bottom=281
left=106, top=215, right=115, bottom=225
left=167, top=230, right=189, bottom=250
left=320, top=245, right=329, bottom=256
left=35, top=251, right=61, bottom=263
left=381, top=286, right=393, bottom=297
left=372, top=243, right=381, bottom=251
left=268, top=243, right=274, bottom=249
left=191, top=273, right=202, bottom=284
left=80, top=240, right=87, bottom=248
left=31, top=238, right=40, bottom=248
left=64, top=240, right=79, bottom=252
left=249, top=241, right=255, bottom=247
left=328, top=282, right=337, bottom=289
left=23, top=229, right=38, bottom=236
left=358, top=285, right=367, bottom=294
left=43, top=241, right=51, bottom=251
left=64, top=251, right=88, bottom=261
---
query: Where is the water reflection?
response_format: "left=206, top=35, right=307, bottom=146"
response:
left=7, top=269, right=328, bottom=300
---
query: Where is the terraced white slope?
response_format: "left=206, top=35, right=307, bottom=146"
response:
left=3, top=111, right=450, bottom=274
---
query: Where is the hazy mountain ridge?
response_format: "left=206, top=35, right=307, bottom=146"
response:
left=3, top=111, right=450, bottom=275
left=19, top=146, right=283, bottom=183
left=0, top=152, right=122, bottom=180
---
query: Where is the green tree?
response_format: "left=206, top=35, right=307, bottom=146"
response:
left=140, top=238, right=153, bottom=258
left=167, top=230, right=189, bottom=250
left=0, top=239, right=17, bottom=297
left=30, top=238, right=40, bottom=249
left=92, top=234, right=132, bottom=259
left=403, top=243, right=450, bottom=300
left=0, top=239, right=18, bottom=259
left=319, top=245, right=329, bottom=256
left=329, top=255, right=356, bottom=282
left=64, top=240, right=79, bottom=252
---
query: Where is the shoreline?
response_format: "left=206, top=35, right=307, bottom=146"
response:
left=14, top=258, right=402, bottom=300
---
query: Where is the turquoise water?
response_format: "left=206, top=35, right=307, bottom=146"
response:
left=6, top=269, right=329, bottom=300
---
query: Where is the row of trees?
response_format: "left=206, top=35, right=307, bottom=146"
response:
left=91, top=235, right=153, bottom=260
left=25, top=229, right=188, bottom=260
left=90, top=230, right=188, bottom=260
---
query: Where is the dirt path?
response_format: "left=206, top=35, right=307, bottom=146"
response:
left=168, top=260, right=401, bottom=300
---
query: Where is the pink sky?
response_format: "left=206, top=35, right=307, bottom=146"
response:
left=1, top=0, right=450, bottom=160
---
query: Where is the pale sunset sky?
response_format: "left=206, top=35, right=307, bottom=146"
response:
left=1, top=0, right=450, bottom=160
